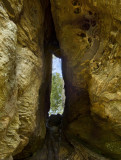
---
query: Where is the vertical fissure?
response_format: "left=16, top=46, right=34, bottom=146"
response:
left=49, top=55, right=65, bottom=115
left=41, top=0, right=66, bottom=117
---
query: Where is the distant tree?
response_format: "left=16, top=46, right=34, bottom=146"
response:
left=50, top=72, right=64, bottom=115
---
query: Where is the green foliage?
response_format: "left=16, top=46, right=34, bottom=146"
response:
left=50, top=72, right=64, bottom=115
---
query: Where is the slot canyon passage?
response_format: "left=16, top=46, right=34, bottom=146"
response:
left=49, top=55, right=65, bottom=115
left=0, top=0, right=121, bottom=160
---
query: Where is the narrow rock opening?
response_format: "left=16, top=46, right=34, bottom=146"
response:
left=49, top=55, right=65, bottom=116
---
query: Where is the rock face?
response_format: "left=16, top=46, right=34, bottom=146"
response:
left=0, top=0, right=48, bottom=159
left=51, top=0, right=121, bottom=159
left=0, top=0, right=121, bottom=160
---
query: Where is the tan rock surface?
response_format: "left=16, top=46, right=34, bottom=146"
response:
left=0, top=0, right=121, bottom=159
left=14, top=0, right=46, bottom=158
left=51, top=0, right=121, bottom=159
left=0, top=0, right=47, bottom=159
left=0, top=3, right=19, bottom=159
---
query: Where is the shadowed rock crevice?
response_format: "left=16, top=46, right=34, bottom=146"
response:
left=0, top=0, right=121, bottom=160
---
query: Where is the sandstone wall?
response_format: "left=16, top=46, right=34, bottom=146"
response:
left=51, top=0, right=121, bottom=159
left=0, top=0, right=48, bottom=159
left=0, top=0, right=121, bottom=159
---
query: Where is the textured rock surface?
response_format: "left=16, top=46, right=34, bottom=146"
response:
left=0, top=0, right=48, bottom=159
left=0, top=3, right=19, bottom=159
left=51, top=0, right=121, bottom=159
left=0, top=0, right=121, bottom=160
left=14, top=0, right=46, bottom=158
left=26, top=115, right=110, bottom=160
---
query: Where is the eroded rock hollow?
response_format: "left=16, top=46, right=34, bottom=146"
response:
left=0, top=0, right=121, bottom=160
